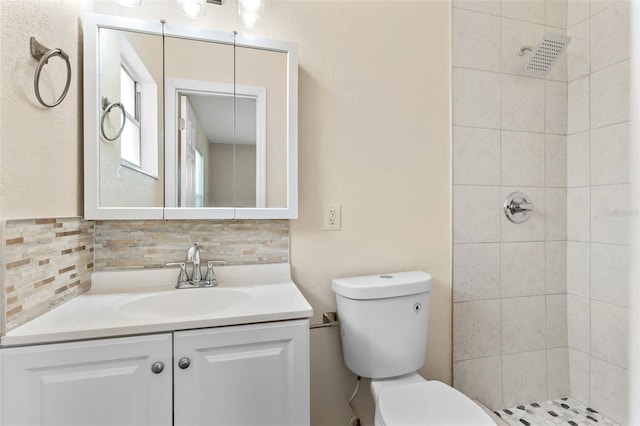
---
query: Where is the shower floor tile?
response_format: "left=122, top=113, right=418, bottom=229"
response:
left=494, top=397, right=619, bottom=426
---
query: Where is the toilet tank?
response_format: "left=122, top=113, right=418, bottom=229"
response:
left=331, top=271, right=432, bottom=379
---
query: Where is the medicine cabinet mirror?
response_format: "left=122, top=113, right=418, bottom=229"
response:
left=83, top=14, right=298, bottom=220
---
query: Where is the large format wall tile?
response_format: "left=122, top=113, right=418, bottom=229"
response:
left=501, top=242, right=545, bottom=298
left=454, top=300, right=502, bottom=361
left=590, top=60, right=630, bottom=129
left=453, top=68, right=501, bottom=128
left=453, top=0, right=501, bottom=15
left=501, top=296, right=546, bottom=353
left=569, top=348, right=590, bottom=403
left=546, top=294, right=568, bottom=348
left=547, top=347, right=570, bottom=399
left=453, top=357, right=503, bottom=410
left=567, top=76, right=590, bottom=134
left=453, top=127, right=501, bottom=185
left=566, top=0, right=589, bottom=28
left=590, top=243, right=629, bottom=307
left=590, top=357, right=628, bottom=425
left=591, top=122, right=630, bottom=185
left=567, top=294, right=590, bottom=353
left=545, top=81, right=568, bottom=134
left=567, top=18, right=590, bottom=81
left=567, top=187, right=590, bottom=241
left=546, top=241, right=567, bottom=294
left=567, top=131, right=590, bottom=187
left=590, top=300, right=628, bottom=368
left=567, top=241, right=590, bottom=297
left=545, top=134, right=567, bottom=187
left=453, top=8, right=501, bottom=72
left=453, top=243, right=501, bottom=302
left=502, top=0, right=546, bottom=24
left=501, top=74, right=545, bottom=132
left=590, top=0, right=630, bottom=72
left=454, top=186, right=502, bottom=243
left=502, top=350, right=549, bottom=407
left=501, top=131, right=545, bottom=187
left=546, top=188, right=567, bottom=240
left=591, top=184, right=631, bottom=245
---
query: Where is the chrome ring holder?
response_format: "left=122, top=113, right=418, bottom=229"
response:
left=504, top=192, right=534, bottom=224
left=100, top=96, right=126, bottom=142
left=30, top=37, right=71, bottom=108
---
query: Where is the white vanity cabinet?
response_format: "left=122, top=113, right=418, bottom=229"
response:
left=0, top=333, right=173, bottom=426
left=174, top=320, right=310, bottom=426
left=0, top=320, right=310, bottom=426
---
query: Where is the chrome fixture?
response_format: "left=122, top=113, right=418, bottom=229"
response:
left=186, top=243, right=202, bottom=282
left=517, top=32, right=571, bottom=77
left=100, top=96, right=126, bottom=142
left=504, top=192, right=534, bottom=224
left=30, top=37, right=71, bottom=108
left=166, top=243, right=227, bottom=288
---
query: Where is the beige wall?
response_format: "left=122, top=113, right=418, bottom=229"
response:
left=1, top=1, right=452, bottom=425
left=0, top=0, right=83, bottom=218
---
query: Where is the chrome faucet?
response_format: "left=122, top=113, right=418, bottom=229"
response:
left=186, top=243, right=202, bottom=283
left=166, top=243, right=227, bottom=289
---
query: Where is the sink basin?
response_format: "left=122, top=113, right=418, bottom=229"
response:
left=117, top=288, right=252, bottom=319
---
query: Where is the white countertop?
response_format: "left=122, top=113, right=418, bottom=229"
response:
left=2, top=263, right=313, bottom=347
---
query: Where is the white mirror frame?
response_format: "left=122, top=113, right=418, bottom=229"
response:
left=83, top=13, right=165, bottom=219
left=83, top=14, right=298, bottom=220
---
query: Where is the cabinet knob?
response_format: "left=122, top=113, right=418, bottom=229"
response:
left=178, top=357, right=191, bottom=369
left=151, top=362, right=164, bottom=374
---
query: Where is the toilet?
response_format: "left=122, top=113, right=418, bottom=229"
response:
left=332, top=271, right=496, bottom=426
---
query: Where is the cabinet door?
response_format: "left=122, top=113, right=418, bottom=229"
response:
left=1, top=333, right=172, bottom=426
left=174, top=320, right=310, bottom=426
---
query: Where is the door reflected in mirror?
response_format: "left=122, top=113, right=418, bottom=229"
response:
left=178, top=93, right=263, bottom=208
left=98, top=28, right=163, bottom=208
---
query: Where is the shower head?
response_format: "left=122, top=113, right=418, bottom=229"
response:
left=517, top=32, right=572, bottom=77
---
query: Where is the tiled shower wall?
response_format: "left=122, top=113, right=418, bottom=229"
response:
left=451, top=0, right=569, bottom=410
left=2, top=218, right=93, bottom=333
left=565, top=1, right=630, bottom=424
left=452, top=0, right=631, bottom=423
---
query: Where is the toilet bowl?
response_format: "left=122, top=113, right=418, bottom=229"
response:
left=332, top=272, right=496, bottom=426
left=371, top=373, right=495, bottom=425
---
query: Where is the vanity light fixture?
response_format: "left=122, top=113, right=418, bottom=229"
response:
left=117, top=0, right=142, bottom=7
left=178, top=0, right=207, bottom=19
left=236, top=0, right=265, bottom=29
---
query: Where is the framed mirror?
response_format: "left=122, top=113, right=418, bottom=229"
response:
left=84, top=14, right=164, bottom=219
left=83, top=14, right=298, bottom=220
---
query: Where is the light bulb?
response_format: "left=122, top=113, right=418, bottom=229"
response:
left=117, top=0, right=141, bottom=7
left=237, top=0, right=265, bottom=28
left=178, top=0, right=206, bottom=19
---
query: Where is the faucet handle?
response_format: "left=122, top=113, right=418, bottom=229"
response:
left=166, top=262, right=190, bottom=285
left=205, top=260, right=227, bottom=286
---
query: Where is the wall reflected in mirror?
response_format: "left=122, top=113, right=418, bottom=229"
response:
left=99, top=28, right=163, bottom=208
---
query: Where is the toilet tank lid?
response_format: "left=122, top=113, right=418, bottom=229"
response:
left=331, top=271, right=432, bottom=300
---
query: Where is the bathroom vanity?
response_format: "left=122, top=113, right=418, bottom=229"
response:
left=0, top=264, right=313, bottom=426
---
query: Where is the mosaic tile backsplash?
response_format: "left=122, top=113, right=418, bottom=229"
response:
left=3, top=218, right=93, bottom=332
left=94, top=220, right=289, bottom=270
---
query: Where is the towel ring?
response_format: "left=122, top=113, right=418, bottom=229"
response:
left=100, top=96, right=126, bottom=142
left=30, top=37, right=71, bottom=108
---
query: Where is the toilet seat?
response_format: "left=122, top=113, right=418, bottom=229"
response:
left=375, top=381, right=496, bottom=426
